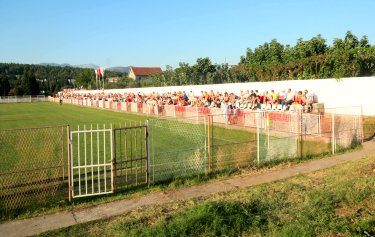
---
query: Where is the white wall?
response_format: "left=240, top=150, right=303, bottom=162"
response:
left=74, top=77, right=375, bottom=115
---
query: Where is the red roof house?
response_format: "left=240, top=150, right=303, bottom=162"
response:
left=128, top=67, right=162, bottom=81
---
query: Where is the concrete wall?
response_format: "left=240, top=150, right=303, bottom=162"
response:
left=74, top=77, right=375, bottom=115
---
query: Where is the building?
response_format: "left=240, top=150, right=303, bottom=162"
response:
left=107, top=77, right=120, bottom=83
left=128, top=67, right=162, bottom=81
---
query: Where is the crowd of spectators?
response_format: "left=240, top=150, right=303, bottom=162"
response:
left=58, top=87, right=315, bottom=112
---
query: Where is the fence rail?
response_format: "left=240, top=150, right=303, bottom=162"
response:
left=0, top=95, right=47, bottom=103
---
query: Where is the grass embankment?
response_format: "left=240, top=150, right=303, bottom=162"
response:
left=37, top=151, right=375, bottom=237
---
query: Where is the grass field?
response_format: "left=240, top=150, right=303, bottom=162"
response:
left=0, top=102, right=148, bottom=129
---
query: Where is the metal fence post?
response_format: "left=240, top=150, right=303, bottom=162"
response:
left=361, top=105, right=364, bottom=143
left=67, top=125, right=72, bottom=202
left=332, top=111, right=335, bottom=155
left=150, top=119, right=155, bottom=185
left=112, top=124, right=116, bottom=193
left=298, top=110, right=302, bottom=159
left=146, top=119, right=150, bottom=186
left=207, top=115, right=211, bottom=173
left=204, top=116, right=207, bottom=173
left=257, top=112, right=260, bottom=166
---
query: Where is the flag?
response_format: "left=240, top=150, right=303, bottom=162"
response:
left=96, top=68, right=105, bottom=78
left=97, top=68, right=102, bottom=78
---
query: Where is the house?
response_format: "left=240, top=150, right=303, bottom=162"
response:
left=107, top=77, right=120, bottom=83
left=128, top=67, right=162, bottom=81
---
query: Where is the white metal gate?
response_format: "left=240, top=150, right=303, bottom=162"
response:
left=69, top=125, right=114, bottom=199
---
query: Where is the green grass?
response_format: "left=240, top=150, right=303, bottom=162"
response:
left=0, top=102, right=147, bottom=129
left=37, top=152, right=375, bottom=237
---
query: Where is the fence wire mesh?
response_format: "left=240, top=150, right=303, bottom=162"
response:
left=0, top=101, right=364, bottom=212
left=209, top=114, right=258, bottom=170
left=148, top=106, right=363, bottom=185
left=0, top=126, right=66, bottom=211
left=148, top=117, right=207, bottom=184
left=326, top=107, right=363, bottom=152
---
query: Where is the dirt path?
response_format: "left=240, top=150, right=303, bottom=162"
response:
left=1, top=140, right=375, bottom=237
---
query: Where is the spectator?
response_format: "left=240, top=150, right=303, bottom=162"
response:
left=291, top=91, right=306, bottom=111
left=304, top=89, right=314, bottom=112
left=282, top=88, right=294, bottom=110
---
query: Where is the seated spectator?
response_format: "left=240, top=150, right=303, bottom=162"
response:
left=180, top=91, right=189, bottom=106
left=304, top=89, right=314, bottom=112
left=249, top=95, right=261, bottom=110
left=278, top=90, right=286, bottom=104
left=282, top=88, right=294, bottom=110
left=291, top=91, right=306, bottom=111
left=271, top=89, right=278, bottom=104
left=213, top=96, right=222, bottom=108
left=237, top=95, right=248, bottom=109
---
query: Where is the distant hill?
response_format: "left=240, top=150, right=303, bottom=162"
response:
left=106, top=66, right=130, bottom=73
left=38, top=63, right=129, bottom=72
left=40, top=63, right=71, bottom=67
left=76, top=64, right=100, bottom=69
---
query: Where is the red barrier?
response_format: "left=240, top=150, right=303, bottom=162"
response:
left=268, top=111, right=290, bottom=122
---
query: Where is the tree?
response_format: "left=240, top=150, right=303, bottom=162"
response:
left=21, top=71, right=39, bottom=95
left=75, top=69, right=95, bottom=89
left=193, top=57, right=216, bottom=84
left=0, top=75, right=10, bottom=96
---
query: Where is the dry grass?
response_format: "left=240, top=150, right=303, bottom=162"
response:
left=363, top=116, right=375, bottom=139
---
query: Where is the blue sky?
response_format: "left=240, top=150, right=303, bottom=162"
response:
left=1, top=0, right=374, bottom=69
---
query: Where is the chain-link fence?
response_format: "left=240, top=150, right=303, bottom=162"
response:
left=326, top=107, right=363, bottom=153
left=256, top=112, right=299, bottom=164
left=0, top=103, right=364, bottom=211
left=0, top=126, right=67, bottom=211
left=148, top=117, right=207, bottom=184
left=148, top=106, right=363, bottom=184
left=208, top=114, right=258, bottom=171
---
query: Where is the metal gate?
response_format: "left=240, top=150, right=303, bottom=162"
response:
left=113, top=125, right=149, bottom=192
left=69, top=125, right=114, bottom=199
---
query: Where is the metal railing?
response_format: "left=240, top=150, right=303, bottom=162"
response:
left=0, top=95, right=47, bottom=103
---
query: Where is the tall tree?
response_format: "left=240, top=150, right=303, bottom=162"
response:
left=0, top=75, right=10, bottom=96
left=75, top=69, right=95, bottom=89
left=21, top=71, right=39, bottom=95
